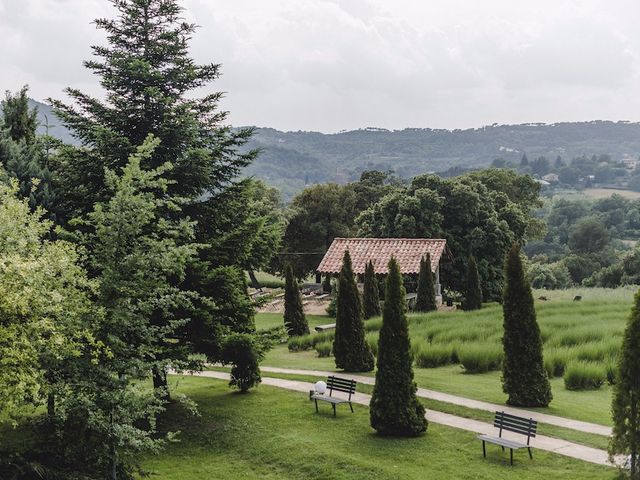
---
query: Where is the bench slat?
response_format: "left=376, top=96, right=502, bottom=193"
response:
left=477, top=435, right=528, bottom=450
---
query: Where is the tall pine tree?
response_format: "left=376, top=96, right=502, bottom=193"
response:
left=49, top=0, right=260, bottom=395
left=284, top=264, right=309, bottom=336
left=464, top=255, right=482, bottom=311
left=502, top=243, right=552, bottom=407
left=415, top=254, right=437, bottom=312
left=363, top=260, right=381, bottom=319
left=370, top=256, right=427, bottom=436
left=333, top=250, right=374, bottom=372
left=610, top=289, right=640, bottom=478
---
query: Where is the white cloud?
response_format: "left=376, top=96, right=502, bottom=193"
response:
left=1, top=0, right=640, bottom=131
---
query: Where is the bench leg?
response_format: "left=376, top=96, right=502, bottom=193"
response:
left=510, top=449, right=513, bottom=466
left=482, top=441, right=486, bottom=458
left=528, top=447, right=532, bottom=460
left=314, top=399, right=318, bottom=413
left=349, top=402, right=354, bottom=413
left=501, top=446, right=505, bottom=452
left=332, top=403, right=336, bottom=417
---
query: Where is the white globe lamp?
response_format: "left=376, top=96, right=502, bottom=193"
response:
left=314, top=380, right=327, bottom=395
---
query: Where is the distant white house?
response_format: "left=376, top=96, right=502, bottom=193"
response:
left=542, top=173, right=559, bottom=183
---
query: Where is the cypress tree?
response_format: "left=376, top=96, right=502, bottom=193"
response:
left=415, top=254, right=437, bottom=312
left=333, top=251, right=374, bottom=372
left=370, top=257, right=427, bottom=436
left=502, top=243, right=552, bottom=407
left=610, top=289, right=640, bottom=477
left=363, top=260, right=381, bottom=319
left=464, top=255, right=482, bottom=311
left=283, top=264, right=309, bottom=336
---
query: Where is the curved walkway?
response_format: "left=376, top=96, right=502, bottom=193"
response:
left=183, top=369, right=614, bottom=467
left=260, top=366, right=612, bottom=437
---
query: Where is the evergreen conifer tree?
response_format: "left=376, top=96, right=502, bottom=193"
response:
left=464, top=255, right=482, bottom=310
left=363, top=260, right=381, bottom=319
left=370, top=257, right=427, bottom=436
left=333, top=251, right=374, bottom=371
left=49, top=0, right=265, bottom=397
left=610, top=289, right=640, bottom=478
left=415, top=254, right=437, bottom=312
left=502, top=243, right=552, bottom=407
left=284, top=264, right=309, bottom=336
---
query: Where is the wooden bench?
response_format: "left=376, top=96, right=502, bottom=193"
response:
left=314, top=323, right=336, bottom=332
left=477, top=411, right=537, bottom=465
left=311, top=376, right=356, bottom=417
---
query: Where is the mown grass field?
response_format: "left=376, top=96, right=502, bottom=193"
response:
left=142, top=376, right=612, bottom=479
left=257, top=287, right=637, bottom=426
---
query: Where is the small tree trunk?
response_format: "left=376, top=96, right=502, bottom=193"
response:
left=152, top=366, right=170, bottom=402
left=248, top=269, right=261, bottom=289
left=47, top=392, right=55, bottom=417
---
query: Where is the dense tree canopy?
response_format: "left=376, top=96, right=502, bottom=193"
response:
left=357, top=169, right=541, bottom=300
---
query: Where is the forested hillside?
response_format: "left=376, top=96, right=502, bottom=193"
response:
left=29, top=98, right=640, bottom=199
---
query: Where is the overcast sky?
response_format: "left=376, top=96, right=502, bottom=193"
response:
left=2, top=0, right=640, bottom=132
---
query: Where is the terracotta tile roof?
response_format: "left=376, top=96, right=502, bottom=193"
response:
left=317, top=238, right=447, bottom=275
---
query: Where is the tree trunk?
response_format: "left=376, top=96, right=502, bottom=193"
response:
left=248, top=269, right=261, bottom=289
left=47, top=392, right=55, bottom=417
left=152, top=366, right=170, bottom=402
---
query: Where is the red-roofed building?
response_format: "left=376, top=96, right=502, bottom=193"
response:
left=317, top=238, right=447, bottom=302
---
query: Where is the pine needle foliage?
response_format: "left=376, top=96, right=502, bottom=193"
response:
left=502, top=243, right=552, bottom=407
left=363, top=261, right=381, bottom=319
left=333, top=251, right=374, bottom=371
left=610, top=289, right=640, bottom=478
left=370, top=257, right=427, bottom=436
left=283, top=264, right=309, bottom=336
left=464, top=255, right=482, bottom=311
left=415, top=254, right=437, bottom=312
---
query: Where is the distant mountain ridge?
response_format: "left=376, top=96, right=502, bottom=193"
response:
left=26, top=98, right=640, bottom=199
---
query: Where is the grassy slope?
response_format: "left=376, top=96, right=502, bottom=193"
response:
left=144, top=376, right=611, bottom=479
left=257, top=289, right=633, bottom=426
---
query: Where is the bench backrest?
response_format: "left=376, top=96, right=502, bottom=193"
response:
left=327, top=376, right=356, bottom=400
left=494, top=411, right=537, bottom=445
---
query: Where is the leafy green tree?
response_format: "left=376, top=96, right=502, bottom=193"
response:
left=278, top=183, right=357, bottom=279
left=357, top=170, right=539, bottom=301
left=502, top=244, right=552, bottom=407
left=0, top=180, right=92, bottom=420
left=610, top=289, right=640, bottom=478
left=568, top=217, right=610, bottom=253
left=363, top=260, right=381, bottom=319
left=370, top=257, right=427, bottom=436
left=464, top=255, right=482, bottom=310
left=284, top=264, right=309, bottom=336
left=333, top=251, right=374, bottom=372
left=415, top=254, right=437, bottom=312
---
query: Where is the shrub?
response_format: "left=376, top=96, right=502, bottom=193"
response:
left=366, top=332, right=379, bottom=358
left=544, top=348, right=570, bottom=377
left=288, top=331, right=334, bottom=351
left=459, top=343, right=503, bottom=373
left=414, top=343, right=454, bottom=368
left=315, top=341, right=332, bottom=357
left=563, top=361, right=606, bottom=390
left=221, top=333, right=263, bottom=393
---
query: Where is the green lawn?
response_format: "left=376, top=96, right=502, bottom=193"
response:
left=143, top=376, right=612, bottom=479
left=258, top=290, right=631, bottom=426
